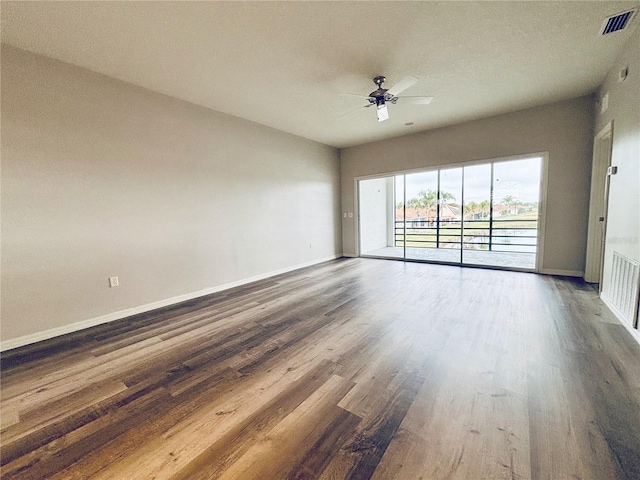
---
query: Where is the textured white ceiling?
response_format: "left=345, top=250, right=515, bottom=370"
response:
left=2, top=1, right=639, bottom=148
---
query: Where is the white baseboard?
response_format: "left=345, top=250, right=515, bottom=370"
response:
left=1, top=254, right=342, bottom=352
left=539, top=269, right=584, bottom=277
left=342, top=253, right=358, bottom=258
left=601, top=292, right=640, bottom=346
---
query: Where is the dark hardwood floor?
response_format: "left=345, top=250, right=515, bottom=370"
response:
left=1, top=258, right=639, bottom=479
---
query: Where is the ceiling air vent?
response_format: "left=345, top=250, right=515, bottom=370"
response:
left=601, top=9, right=637, bottom=35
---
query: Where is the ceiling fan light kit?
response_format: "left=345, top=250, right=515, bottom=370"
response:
left=376, top=101, right=389, bottom=122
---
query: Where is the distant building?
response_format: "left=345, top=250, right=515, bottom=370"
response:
left=396, top=204, right=461, bottom=227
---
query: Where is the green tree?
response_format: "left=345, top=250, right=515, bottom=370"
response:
left=502, top=195, right=518, bottom=215
left=478, top=200, right=489, bottom=218
left=464, top=201, right=479, bottom=220
left=418, top=189, right=438, bottom=221
left=440, top=191, right=456, bottom=205
left=407, top=189, right=438, bottom=220
left=407, top=197, right=424, bottom=218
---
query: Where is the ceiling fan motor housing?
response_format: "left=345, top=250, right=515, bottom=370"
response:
left=369, top=76, right=398, bottom=104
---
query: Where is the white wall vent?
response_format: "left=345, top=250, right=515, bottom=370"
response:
left=608, top=252, right=640, bottom=328
left=601, top=9, right=637, bottom=35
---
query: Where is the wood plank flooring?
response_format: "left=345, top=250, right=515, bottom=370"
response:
left=1, top=258, right=640, bottom=479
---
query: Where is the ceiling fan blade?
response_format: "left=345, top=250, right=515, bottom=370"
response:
left=396, top=96, right=434, bottom=105
left=339, top=93, right=370, bottom=100
left=387, top=75, right=419, bottom=96
left=338, top=104, right=371, bottom=119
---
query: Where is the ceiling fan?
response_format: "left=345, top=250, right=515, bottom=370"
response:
left=341, top=75, right=433, bottom=122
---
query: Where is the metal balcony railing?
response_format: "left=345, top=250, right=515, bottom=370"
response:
left=394, top=219, right=537, bottom=254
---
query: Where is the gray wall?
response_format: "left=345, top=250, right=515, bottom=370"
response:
left=341, top=96, right=595, bottom=275
left=595, top=28, right=640, bottom=307
left=1, top=45, right=342, bottom=344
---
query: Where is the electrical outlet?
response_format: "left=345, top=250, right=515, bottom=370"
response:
left=109, top=276, right=119, bottom=288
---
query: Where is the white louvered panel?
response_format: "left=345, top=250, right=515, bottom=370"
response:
left=610, top=252, right=640, bottom=327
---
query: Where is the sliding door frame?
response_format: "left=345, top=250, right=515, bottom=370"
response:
left=355, top=152, right=549, bottom=273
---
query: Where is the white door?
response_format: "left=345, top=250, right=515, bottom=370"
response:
left=584, top=122, right=613, bottom=284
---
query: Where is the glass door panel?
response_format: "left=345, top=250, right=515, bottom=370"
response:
left=404, top=171, right=440, bottom=261
left=462, top=163, right=492, bottom=266
left=436, top=167, right=463, bottom=263
left=359, top=176, right=402, bottom=258
left=490, top=157, right=541, bottom=269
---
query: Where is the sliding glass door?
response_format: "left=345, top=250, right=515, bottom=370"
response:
left=358, top=155, right=544, bottom=272
left=403, top=168, right=462, bottom=263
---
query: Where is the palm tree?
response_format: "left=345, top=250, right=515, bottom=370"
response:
left=407, top=197, right=424, bottom=218
left=479, top=200, right=490, bottom=219
left=440, top=191, right=456, bottom=205
left=407, top=189, right=457, bottom=224
left=502, top=195, right=518, bottom=215
left=417, top=189, right=438, bottom=223
left=406, top=190, right=436, bottom=219
left=464, top=201, right=479, bottom=220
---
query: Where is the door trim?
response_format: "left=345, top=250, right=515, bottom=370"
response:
left=584, top=121, right=613, bottom=284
